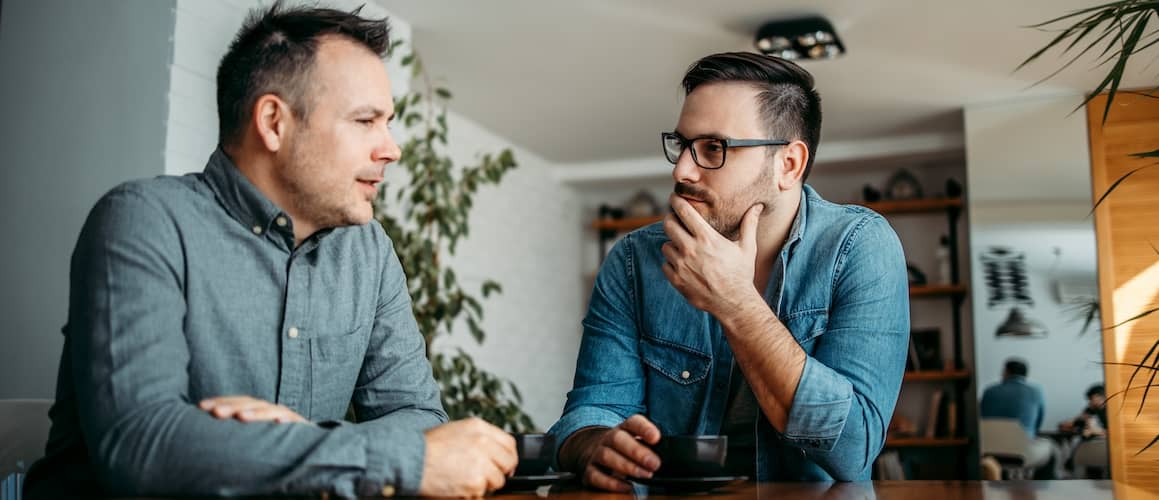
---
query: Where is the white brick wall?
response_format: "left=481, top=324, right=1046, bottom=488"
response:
left=165, top=0, right=582, bottom=429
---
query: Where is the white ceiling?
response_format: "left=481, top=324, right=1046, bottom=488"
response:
left=381, top=0, right=1157, bottom=165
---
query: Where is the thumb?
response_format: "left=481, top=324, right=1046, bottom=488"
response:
left=739, top=203, right=764, bottom=252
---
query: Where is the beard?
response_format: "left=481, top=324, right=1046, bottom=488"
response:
left=674, top=165, right=776, bottom=240
left=278, top=134, right=371, bottom=230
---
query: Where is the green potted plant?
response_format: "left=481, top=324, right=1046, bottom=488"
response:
left=373, top=40, right=533, bottom=432
left=1019, top=0, right=1158, bottom=456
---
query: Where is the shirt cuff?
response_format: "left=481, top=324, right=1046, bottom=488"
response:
left=358, top=424, right=427, bottom=497
left=782, top=355, right=853, bottom=451
left=547, top=406, right=628, bottom=470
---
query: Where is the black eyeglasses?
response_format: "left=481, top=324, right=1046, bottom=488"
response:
left=661, top=132, right=789, bottom=170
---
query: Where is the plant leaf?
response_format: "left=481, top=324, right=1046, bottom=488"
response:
left=1091, top=164, right=1159, bottom=213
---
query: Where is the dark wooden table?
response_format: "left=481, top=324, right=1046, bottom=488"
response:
left=492, top=480, right=1155, bottom=500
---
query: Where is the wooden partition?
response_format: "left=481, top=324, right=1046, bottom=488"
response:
left=1087, top=91, right=1159, bottom=489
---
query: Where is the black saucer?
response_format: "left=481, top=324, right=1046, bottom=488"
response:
left=632, top=475, right=748, bottom=493
left=498, top=472, right=576, bottom=492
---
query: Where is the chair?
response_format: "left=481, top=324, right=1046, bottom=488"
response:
left=1071, top=437, right=1110, bottom=479
left=0, top=399, right=52, bottom=500
left=979, top=418, right=1050, bottom=479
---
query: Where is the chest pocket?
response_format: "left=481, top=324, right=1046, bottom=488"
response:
left=639, top=337, right=711, bottom=435
left=780, top=310, right=829, bottom=352
left=308, top=324, right=371, bottom=419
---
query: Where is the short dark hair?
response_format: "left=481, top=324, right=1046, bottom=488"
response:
left=1086, top=384, right=1105, bottom=398
left=681, top=52, right=823, bottom=181
left=216, top=1, right=391, bottom=147
left=1004, top=359, right=1028, bottom=377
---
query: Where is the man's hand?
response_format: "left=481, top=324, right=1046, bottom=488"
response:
left=198, top=396, right=307, bottom=423
left=561, top=415, right=663, bottom=492
left=419, top=417, right=518, bottom=497
left=662, top=194, right=764, bottom=314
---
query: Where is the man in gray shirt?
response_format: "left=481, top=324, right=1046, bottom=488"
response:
left=25, top=3, right=515, bottom=498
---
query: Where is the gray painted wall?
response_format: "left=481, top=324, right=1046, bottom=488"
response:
left=0, top=0, right=176, bottom=398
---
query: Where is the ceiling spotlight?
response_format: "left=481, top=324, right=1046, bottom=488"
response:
left=754, top=16, right=845, bottom=61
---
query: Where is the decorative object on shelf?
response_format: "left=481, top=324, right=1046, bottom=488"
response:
left=995, top=307, right=1048, bottom=338
left=885, top=169, right=923, bottom=201
left=980, top=246, right=1034, bottom=308
left=888, top=414, right=919, bottom=438
left=936, top=235, right=952, bottom=285
left=911, top=328, right=944, bottom=371
left=753, top=15, right=845, bottom=61
left=925, top=388, right=945, bottom=438
left=945, top=178, right=963, bottom=198
left=862, top=184, right=882, bottom=203
left=906, top=263, right=928, bottom=286
left=623, top=190, right=661, bottom=218
left=374, top=40, right=532, bottom=432
left=597, top=204, right=625, bottom=221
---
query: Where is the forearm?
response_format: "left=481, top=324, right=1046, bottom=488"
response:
left=84, top=399, right=425, bottom=497
left=717, top=292, right=807, bottom=431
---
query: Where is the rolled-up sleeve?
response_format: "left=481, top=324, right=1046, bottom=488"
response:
left=68, top=186, right=439, bottom=498
left=779, top=215, right=910, bottom=480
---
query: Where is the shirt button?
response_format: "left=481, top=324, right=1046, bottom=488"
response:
left=681, top=370, right=691, bottom=380
left=287, top=327, right=299, bottom=339
left=276, top=216, right=288, bottom=227
left=380, top=485, right=395, bottom=497
left=252, top=225, right=263, bottom=235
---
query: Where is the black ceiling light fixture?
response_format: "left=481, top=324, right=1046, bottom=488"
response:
left=754, top=16, right=845, bottom=61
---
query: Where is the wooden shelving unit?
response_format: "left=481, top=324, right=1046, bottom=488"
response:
left=909, top=284, right=968, bottom=298
left=591, top=215, right=662, bottom=232
left=886, top=437, right=970, bottom=448
left=904, top=370, right=971, bottom=382
left=857, top=197, right=962, bottom=215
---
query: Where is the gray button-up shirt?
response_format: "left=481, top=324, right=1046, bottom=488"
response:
left=27, top=149, right=447, bottom=498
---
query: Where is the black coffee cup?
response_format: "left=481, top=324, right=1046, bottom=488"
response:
left=513, top=433, right=555, bottom=476
left=651, top=435, right=728, bottom=477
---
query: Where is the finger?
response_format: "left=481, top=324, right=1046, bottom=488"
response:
left=661, top=242, right=681, bottom=269
left=738, top=203, right=764, bottom=250
left=661, top=258, right=680, bottom=288
left=485, top=435, right=519, bottom=475
left=662, top=214, right=694, bottom=249
left=608, top=432, right=660, bottom=474
left=620, top=415, right=663, bottom=445
left=669, top=194, right=716, bottom=239
left=610, top=430, right=661, bottom=471
left=483, top=461, right=507, bottom=494
left=595, top=441, right=653, bottom=478
left=198, top=395, right=256, bottom=411
left=585, top=465, right=633, bottom=493
left=237, top=405, right=306, bottom=423
left=211, top=399, right=270, bottom=419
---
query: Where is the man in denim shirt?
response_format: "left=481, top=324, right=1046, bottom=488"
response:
left=26, top=4, right=515, bottom=498
left=551, top=53, right=909, bottom=489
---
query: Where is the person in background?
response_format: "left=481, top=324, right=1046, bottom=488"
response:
left=1059, top=384, right=1107, bottom=438
left=25, top=3, right=515, bottom=498
left=979, top=358, right=1060, bottom=479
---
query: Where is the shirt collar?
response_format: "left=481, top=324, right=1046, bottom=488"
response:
left=782, top=184, right=812, bottom=256
left=203, top=148, right=289, bottom=239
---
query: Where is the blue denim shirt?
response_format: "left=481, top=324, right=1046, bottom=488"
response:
left=26, top=149, right=447, bottom=498
left=979, top=376, right=1045, bottom=436
left=549, top=185, right=909, bottom=481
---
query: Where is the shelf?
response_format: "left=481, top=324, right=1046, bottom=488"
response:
left=885, top=437, right=969, bottom=448
left=903, top=370, right=971, bottom=382
left=909, top=284, right=967, bottom=297
left=857, top=197, right=963, bottom=215
left=591, top=215, right=662, bottom=231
